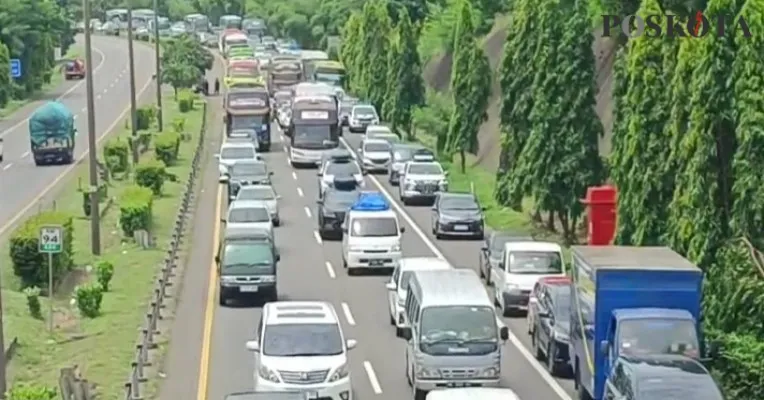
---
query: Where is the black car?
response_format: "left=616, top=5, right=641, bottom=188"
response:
left=316, top=188, right=361, bottom=240
left=226, top=161, right=273, bottom=200
left=431, top=192, right=485, bottom=239
left=479, top=232, right=535, bottom=285
left=528, top=276, right=573, bottom=376
left=215, top=231, right=280, bottom=305
left=605, top=354, right=723, bottom=400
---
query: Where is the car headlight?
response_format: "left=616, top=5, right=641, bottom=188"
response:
left=220, top=276, right=237, bottom=283
left=480, top=366, right=500, bottom=378
left=328, top=363, right=349, bottom=382
left=505, top=283, right=520, bottom=291
left=554, top=330, right=569, bottom=342
left=258, top=365, right=280, bottom=382
left=416, top=366, right=440, bottom=379
left=391, top=244, right=401, bottom=252
left=260, top=275, right=276, bottom=283
left=405, top=181, right=415, bottom=190
left=348, top=245, right=364, bottom=252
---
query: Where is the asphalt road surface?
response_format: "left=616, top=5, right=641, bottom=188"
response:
left=0, top=35, right=157, bottom=237
left=191, top=124, right=578, bottom=400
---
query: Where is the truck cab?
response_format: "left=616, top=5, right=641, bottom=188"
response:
left=64, top=59, right=86, bottom=80
left=570, top=246, right=703, bottom=400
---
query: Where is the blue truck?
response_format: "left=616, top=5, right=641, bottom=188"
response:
left=569, top=245, right=703, bottom=400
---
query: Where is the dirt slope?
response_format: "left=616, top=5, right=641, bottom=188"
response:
left=422, top=19, right=620, bottom=170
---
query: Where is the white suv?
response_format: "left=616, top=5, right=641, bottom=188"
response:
left=246, top=301, right=356, bottom=400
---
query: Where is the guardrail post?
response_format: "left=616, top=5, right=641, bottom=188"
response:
left=130, top=364, right=142, bottom=399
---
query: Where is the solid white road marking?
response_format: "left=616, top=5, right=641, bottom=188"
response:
left=313, top=230, right=322, bottom=244
left=341, top=302, right=356, bottom=325
left=325, top=261, right=336, bottom=279
left=3, top=163, right=12, bottom=170
left=338, top=137, right=573, bottom=400
left=21, top=151, right=29, bottom=158
left=297, top=187, right=304, bottom=197
left=363, top=361, right=383, bottom=394
left=292, top=171, right=297, bottom=180
left=304, top=207, right=312, bottom=218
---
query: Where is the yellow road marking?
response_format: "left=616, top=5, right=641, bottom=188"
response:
left=197, top=185, right=222, bottom=400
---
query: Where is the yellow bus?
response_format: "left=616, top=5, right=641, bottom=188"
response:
left=225, top=76, right=266, bottom=89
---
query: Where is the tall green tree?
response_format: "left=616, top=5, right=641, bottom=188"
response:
left=666, top=0, right=742, bottom=267
left=730, top=0, right=764, bottom=241
left=610, top=0, right=677, bottom=246
left=340, top=13, right=364, bottom=94
left=357, top=1, right=393, bottom=111
left=384, top=8, right=424, bottom=140
left=382, top=32, right=402, bottom=125
left=494, top=0, right=536, bottom=209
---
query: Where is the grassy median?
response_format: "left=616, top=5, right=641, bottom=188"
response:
left=1, top=91, right=206, bottom=399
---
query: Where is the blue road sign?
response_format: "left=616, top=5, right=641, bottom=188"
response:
left=10, top=59, right=21, bottom=78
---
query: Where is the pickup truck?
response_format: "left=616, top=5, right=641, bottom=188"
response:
left=64, top=59, right=86, bottom=80
left=569, top=245, right=703, bottom=400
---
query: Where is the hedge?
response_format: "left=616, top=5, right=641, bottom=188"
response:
left=136, top=106, right=156, bottom=130
left=154, top=131, right=181, bottom=165
left=707, top=331, right=764, bottom=399
left=104, top=137, right=130, bottom=174
left=177, top=89, right=195, bottom=113
left=119, top=185, right=153, bottom=236
left=135, top=159, right=167, bottom=195
left=9, top=211, right=74, bottom=288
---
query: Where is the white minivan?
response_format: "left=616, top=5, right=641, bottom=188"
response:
left=386, top=257, right=451, bottom=337
left=491, top=241, right=565, bottom=316
left=426, top=388, right=522, bottom=400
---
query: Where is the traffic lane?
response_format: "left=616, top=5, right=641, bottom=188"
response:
left=205, top=134, right=378, bottom=400
left=340, top=133, right=576, bottom=399
left=0, top=36, right=156, bottom=231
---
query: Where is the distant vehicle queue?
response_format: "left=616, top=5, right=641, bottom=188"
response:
left=207, top=22, right=723, bottom=400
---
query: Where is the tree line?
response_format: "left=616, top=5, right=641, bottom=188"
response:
left=0, top=0, right=75, bottom=110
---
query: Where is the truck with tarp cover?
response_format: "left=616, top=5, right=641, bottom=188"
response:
left=225, top=87, right=271, bottom=151
left=287, top=95, right=339, bottom=167
left=267, top=59, right=302, bottom=95
left=227, top=59, right=259, bottom=80
left=29, top=101, right=76, bottom=165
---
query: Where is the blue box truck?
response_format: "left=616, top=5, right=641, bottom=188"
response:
left=569, top=246, right=703, bottom=400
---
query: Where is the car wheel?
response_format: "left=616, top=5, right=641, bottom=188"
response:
left=434, top=222, right=443, bottom=239
left=479, top=255, right=485, bottom=278
left=547, top=342, right=558, bottom=375
left=533, top=330, right=543, bottom=360
left=218, top=292, right=227, bottom=306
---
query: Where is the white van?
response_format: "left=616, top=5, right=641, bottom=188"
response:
left=490, top=241, right=565, bottom=316
left=386, top=257, right=451, bottom=337
left=403, top=269, right=509, bottom=400
left=426, top=388, right=521, bottom=400
left=341, top=192, right=404, bottom=275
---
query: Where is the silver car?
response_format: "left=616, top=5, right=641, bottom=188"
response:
left=234, top=185, right=281, bottom=226
left=217, top=141, right=261, bottom=182
left=359, top=138, right=392, bottom=173
left=224, top=201, right=274, bottom=240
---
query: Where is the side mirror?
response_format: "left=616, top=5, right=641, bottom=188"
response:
left=431, top=205, right=437, bottom=211
left=385, top=282, right=396, bottom=290
left=220, top=218, right=227, bottom=223
left=214, top=153, right=220, bottom=159
left=245, top=340, right=260, bottom=352
left=341, top=225, right=347, bottom=233
left=362, top=169, right=368, bottom=175
left=219, top=175, right=229, bottom=183
left=346, top=339, right=357, bottom=350
left=500, top=326, right=509, bottom=341
left=538, top=312, right=550, bottom=318
left=480, top=245, right=488, bottom=251
left=275, top=253, right=281, bottom=262
left=269, top=171, right=274, bottom=175
left=400, top=226, right=405, bottom=233
left=529, top=297, right=538, bottom=304
left=316, top=200, right=323, bottom=205
left=317, top=172, right=322, bottom=176
left=498, top=261, right=505, bottom=269
left=481, top=207, right=487, bottom=211
left=599, top=340, right=609, bottom=355
left=401, top=328, right=412, bottom=341
left=357, top=148, right=362, bottom=153
left=276, top=195, right=282, bottom=199
left=443, top=171, right=449, bottom=176
left=214, top=255, right=220, bottom=264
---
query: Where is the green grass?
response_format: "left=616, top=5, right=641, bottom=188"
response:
left=0, top=48, right=83, bottom=118
left=1, top=93, right=206, bottom=399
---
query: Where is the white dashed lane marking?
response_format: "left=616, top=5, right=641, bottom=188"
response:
left=297, top=187, right=303, bottom=197
left=313, top=230, right=322, bottom=244
left=304, top=207, right=312, bottom=218
left=325, top=261, right=336, bottom=279
left=363, top=362, right=383, bottom=394
left=341, top=302, right=356, bottom=325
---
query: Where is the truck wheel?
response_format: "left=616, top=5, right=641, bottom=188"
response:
left=33, top=157, right=43, bottom=166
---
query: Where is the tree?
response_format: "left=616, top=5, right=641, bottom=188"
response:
left=494, top=0, right=537, bottom=209
left=160, top=34, right=210, bottom=96
left=356, top=1, right=393, bottom=111
left=666, top=0, right=741, bottom=267
left=340, top=13, right=364, bottom=93
left=382, top=33, right=402, bottom=125
left=162, top=63, right=200, bottom=97
left=609, top=0, right=678, bottom=246
left=730, top=0, right=764, bottom=241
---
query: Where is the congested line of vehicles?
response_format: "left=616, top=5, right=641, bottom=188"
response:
left=210, top=25, right=724, bottom=400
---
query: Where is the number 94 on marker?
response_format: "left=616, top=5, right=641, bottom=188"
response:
left=39, top=225, right=63, bottom=253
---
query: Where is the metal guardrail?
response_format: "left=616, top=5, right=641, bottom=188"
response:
left=123, top=101, right=208, bottom=400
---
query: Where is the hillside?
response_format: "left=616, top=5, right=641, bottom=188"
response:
left=421, top=17, right=620, bottom=169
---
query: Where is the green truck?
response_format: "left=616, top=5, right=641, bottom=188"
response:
left=29, top=101, right=76, bottom=165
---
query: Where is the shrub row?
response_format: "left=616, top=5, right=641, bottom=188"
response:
left=136, top=106, right=156, bottom=130
left=178, top=89, right=196, bottom=113
left=154, top=131, right=181, bottom=165
left=707, top=331, right=764, bottom=399
left=104, top=137, right=130, bottom=174
left=119, top=185, right=153, bottom=237
left=135, top=159, right=167, bottom=194
left=9, top=212, right=74, bottom=288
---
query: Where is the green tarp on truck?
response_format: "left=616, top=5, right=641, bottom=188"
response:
left=29, top=101, right=76, bottom=165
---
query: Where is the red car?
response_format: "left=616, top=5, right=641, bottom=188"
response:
left=64, top=59, right=85, bottom=80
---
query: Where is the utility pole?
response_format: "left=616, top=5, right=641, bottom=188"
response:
left=127, top=5, right=139, bottom=164
left=83, top=0, right=101, bottom=255
left=152, top=0, right=163, bottom=131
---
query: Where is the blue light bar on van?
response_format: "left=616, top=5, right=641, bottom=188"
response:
left=350, top=192, right=389, bottom=211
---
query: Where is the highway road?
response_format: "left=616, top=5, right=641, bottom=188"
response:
left=0, top=35, right=157, bottom=236
left=197, top=124, right=579, bottom=399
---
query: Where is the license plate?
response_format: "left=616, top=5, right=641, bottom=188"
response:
left=447, top=382, right=467, bottom=387
left=370, top=259, right=384, bottom=266
left=305, top=392, right=319, bottom=399
left=240, top=285, right=259, bottom=292
left=454, top=225, right=469, bottom=231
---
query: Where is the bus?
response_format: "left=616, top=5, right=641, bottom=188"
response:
left=288, top=95, right=339, bottom=167
left=312, top=60, right=345, bottom=87
left=226, top=60, right=260, bottom=80
left=184, top=13, right=210, bottom=32
left=219, top=30, right=247, bottom=54
left=300, top=50, right=329, bottom=81
left=220, top=15, right=242, bottom=29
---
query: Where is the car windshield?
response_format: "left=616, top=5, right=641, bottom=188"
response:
left=221, top=147, right=255, bottom=160
left=353, top=107, right=376, bottom=117
left=400, top=271, right=414, bottom=291
left=507, top=251, right=563, bottom=274
left=351, top=217, right=398, bottom=237
left=222, top=242, right=274, bottom=273
left=238, top=187, right=276, bottom=201
left=324, top=191, right=359, bottom=208
left=618, top=319, right=700, bottom=358
left=228, top=207, right=270, bottom=223
left=231, top=163, right=267, bottom=176
left=637, top=375, right=723, bottom=399
left=326, top=162, right=360, bottom=176
left=419, top=306, right=498, bottom=356
left=294, top=126, right=332, bottom=145
left=408, top=163, right=442, bottom=175
left=231, top=115, right=267, bottom=130
left=262, top=323, right=344, bottom=356
left=491, top=235, right=524, bottom=253
left=364, top=142, right=390, bottom=152
left=552, top=290, right=571, bottom=321
left=440, top=196, right=479, bottom=211
left=367, top=127, right=391, bottom=135
left=393, top=147, right=416, bottom=161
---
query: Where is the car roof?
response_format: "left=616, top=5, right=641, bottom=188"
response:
left=425, top=388, right=521, bottom=400
left=222, top=141, right=256, bottom=148
left=364, top=138, right=390, bottom=146
left=237, top=184, right=274, bottom=191
left=410, top=269, right=491, bottom=308
left=407, top=161, right=440, bottom=168
left=439, top=192, right=476, bottom=200
left=223, top=230, right=272, bottom=241
left=352, top=104, right=375, bottom=109
left=398, top=257, right=452, bottom=272
left=229, top=200, right=269, bottom=210
left=264, top=301, right=339, bottom=325
left=230, top=159, right=266, bottom=166
left=505, top=241, right=562, bottom=252
left=366, top=125, right=391, bottom=132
